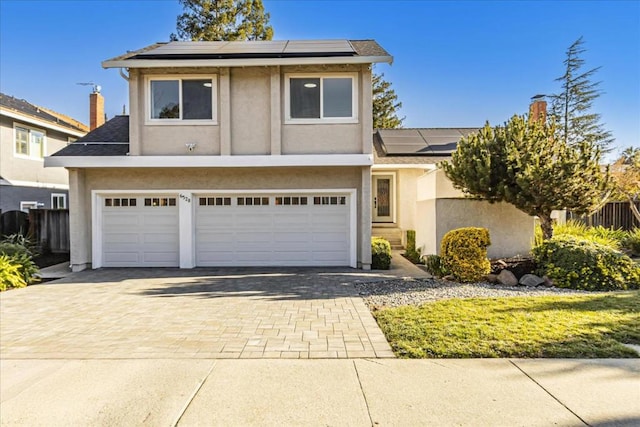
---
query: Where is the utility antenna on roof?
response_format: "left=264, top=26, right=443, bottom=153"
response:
left=77, top=82, right=101, bottom=94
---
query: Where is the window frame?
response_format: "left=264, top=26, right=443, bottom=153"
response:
left=145, top=74, right=218, bottom=125
left=20, top=201, right=38, bottom=212
left=51, top=193, right=67, bottom=209
left=284, top=73, right=358, bottom=124
left=13, top=123, right=47, bottom=160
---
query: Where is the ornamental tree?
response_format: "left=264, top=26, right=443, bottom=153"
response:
left=610, top=147, right=640, bottom=223
left=441, top=115, right=608, bottom=240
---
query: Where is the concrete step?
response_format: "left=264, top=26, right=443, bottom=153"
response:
left=372, top=227, right=404, bottom=249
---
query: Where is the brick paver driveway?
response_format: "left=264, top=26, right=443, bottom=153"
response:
left=0, top=268, right=394, bottom=359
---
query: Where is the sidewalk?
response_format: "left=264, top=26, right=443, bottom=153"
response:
left=2, top=358, right=638, bottom=426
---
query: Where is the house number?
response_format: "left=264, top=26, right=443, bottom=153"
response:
left=179, top=194, right=191, bottom=203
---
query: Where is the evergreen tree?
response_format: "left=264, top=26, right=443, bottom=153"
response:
left=441, top=115, right=608, bottom=240
left=373, top=72, right=404, bottom=129
left=172, top=0, right=273, bottom=41
left=550, top=37, right=613, bottom=150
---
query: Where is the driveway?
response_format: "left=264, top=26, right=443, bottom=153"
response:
left=0, top=268, right=395, bottom=359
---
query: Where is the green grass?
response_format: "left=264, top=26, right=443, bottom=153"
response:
left=373, top=291, right=640, bottom=358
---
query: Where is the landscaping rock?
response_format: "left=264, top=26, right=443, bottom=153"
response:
left=497, top=270, right=518, bottom=286
left=442, top=275, right=456, bottom=281
left=543, top=275, right=554, bottom=287
left=519, top=274, right=545, bottom=287
left=485, top=274, right=498, bottom=283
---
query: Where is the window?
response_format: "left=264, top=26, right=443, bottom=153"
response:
left=144, top=197, right=177, bottom=207
left=14, top=125, right=46, bottom=159
left=104, top=198, right=136, bottom=207
left=286, top=74, right=357, bottom=123
left=51, top=194, right=67, bottom=209
left=199, top=197, right=231, bottom=206
left=148, top=76, right=216, bottom=122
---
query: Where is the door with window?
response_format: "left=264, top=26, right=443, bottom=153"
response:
left=372, top=174, right=394, bottom=222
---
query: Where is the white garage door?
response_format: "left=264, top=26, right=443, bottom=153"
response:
left=101, top=195, right=179, bottom=267
left=195, top=193, right=351, bottom=266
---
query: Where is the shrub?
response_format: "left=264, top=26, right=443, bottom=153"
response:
left=533, top=235, right=640, bottom=291
left=440, top=227, right=491, bottom=282
left=372, top=237, right=392, bottom=270
left=403, top=230, right=422, bottom=264
left=623, top=228, right=640, bottom=257
left=0, top=255, right=27, bottom=291
left=551, top=220, right=624, bottom=250
left=423, top=254, right=449, bottom=278
left=0, top=238, right=40, bottom=286
left=1, top=234, right=37, bottom=256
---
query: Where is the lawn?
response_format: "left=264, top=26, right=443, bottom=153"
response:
left=373, top=291, right=640, bottom=358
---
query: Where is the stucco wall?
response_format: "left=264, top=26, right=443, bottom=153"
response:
left=1, top=116, right=70, bottom=187
left=69, top=166, right=369, bottom=270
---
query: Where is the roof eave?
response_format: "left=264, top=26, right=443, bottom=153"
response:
left=102, top=55, right=393, bottom=69
left=0, top=107, right=87, bottom=137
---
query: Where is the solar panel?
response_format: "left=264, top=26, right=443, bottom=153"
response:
left=284, top=40, right=354, bottom=53
left=379, top=130, right=429, bottom=155
left=138, top=40, right=354, bottom=57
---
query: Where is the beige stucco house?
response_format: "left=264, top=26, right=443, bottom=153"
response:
left=372, top=128, right=537, bottom=259
left=46, top=40, right=392, bottom=271
left=0, top=93, right=87, bottom=213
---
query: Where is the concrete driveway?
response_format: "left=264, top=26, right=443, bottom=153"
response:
left=0, top=268, right=395, bottom=359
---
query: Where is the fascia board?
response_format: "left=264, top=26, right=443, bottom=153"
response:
left=102, top=55, right=393, bottom=69
left=1, top=108, right=86, bottom=137
left=45, top=154, right=374, bottom=168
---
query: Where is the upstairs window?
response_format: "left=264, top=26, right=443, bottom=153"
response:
left=14, top=125, right=45, bottom=159
left=285, top=74, right=357, bottom=123
left=148, top=76, right=217, bottom=123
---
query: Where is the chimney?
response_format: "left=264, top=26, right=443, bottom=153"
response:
left=529, top=94, right=547, bottom=123
left=89, top=88, right=105, bottom=130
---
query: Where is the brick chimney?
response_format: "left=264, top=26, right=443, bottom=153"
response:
left=89, top=89, right=105, bottom=130
left=529, top=94, right=547, bottom=123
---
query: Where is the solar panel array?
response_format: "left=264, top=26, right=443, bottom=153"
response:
left=138, top=40, right=355, bottom=56
left=378, top=128, right=477, bottom=156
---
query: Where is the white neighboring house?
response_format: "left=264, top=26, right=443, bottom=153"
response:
left=0, top=93, right=88, bottom=213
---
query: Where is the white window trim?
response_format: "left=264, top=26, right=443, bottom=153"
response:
left=51, top=193, right=67, bottom=209
left=145, top=74, right=218, bottom=125
left=13, top=123, right=47, bottom=161
left=20, top=201, right=38, bottom=212
left=284, top=73, right=358, bottom=124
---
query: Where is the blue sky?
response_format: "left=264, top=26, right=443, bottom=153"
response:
left=1, top=0, right=638, bottom=157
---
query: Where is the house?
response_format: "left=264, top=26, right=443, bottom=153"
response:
left=371, top=99, right=547, bottom=260
left=0, top=93, right=88, bottom=213
left=45, top=40, right=392, bottom=271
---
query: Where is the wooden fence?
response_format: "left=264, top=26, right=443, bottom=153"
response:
left=28, top=209, right=70, bottom=253
left=568, top=201, right=640, bottom=230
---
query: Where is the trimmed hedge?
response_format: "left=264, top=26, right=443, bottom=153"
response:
left=372, top=237, right=392, bottom=270
left=403, top=230, right=422, bottom=264
left=533, top=235, right=640, bottom=291
left=423, top=254, right=449, bottom=278
left=440, top=227, right=491, bottom=282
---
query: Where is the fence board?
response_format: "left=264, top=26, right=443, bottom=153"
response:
left=28, top=209, right=70, bottom=253
left=569, top=201, right=640, bottom=230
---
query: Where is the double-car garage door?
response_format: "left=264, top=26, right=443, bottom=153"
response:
left=100, top=192, right=352, bottom=267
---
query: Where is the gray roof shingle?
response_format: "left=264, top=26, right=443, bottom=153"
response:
left=51, top=115, right=129, bottom=157
left=0, top=93, right=88, bottom=133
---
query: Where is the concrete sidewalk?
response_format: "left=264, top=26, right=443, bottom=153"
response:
left=2, top=358, right=638, bottom=426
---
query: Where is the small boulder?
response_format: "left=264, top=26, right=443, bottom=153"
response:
left=543, top=275, right=554, bottom=287
left=485, top=274, right=498, bottom=283
left=519, top=274, right=545, bottom=287
left=495, top=259, right=508, bottom=268
left=497, top=270, right=518, bottom=286
left=442, top=275, right=456, bottom=281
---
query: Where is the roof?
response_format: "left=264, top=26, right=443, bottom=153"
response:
left=103, top=39, right=392, bottom=68
left=373, top=128, right=479, bottom=165
left=0, top=93, right=88, bottom=134
left=51, top=115, right=129, bottom=156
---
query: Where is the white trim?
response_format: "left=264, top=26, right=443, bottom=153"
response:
left=20, top=201, right=38, bottom=212
left=45, top=153, right=373, bottom=168
left=1, top=108, right=86, bottom=137
left=92, top=188, right=358, bottom=269
left=13, top=123, right=46, bottom=161
left=284, top=73, right=358, bottom=124
left=372, top=164, right=438, bottom=170
left=145, top=74, right=218, bottom=125
left=372, top=171, right=396, bottom=223
left=51, top=193, right=67, bottom=209
left=0, top=179, right=69, bottom=190
left=103, top=55, right=393, bottom=69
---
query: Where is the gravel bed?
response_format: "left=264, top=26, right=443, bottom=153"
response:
left=355, top=278, right=594, bottom=309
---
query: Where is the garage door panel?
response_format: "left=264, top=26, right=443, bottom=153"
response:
left=103, top=233, right=141, bottom=244
left=143, top=252, right=179, bottom=263
left=142, top=233, right=178, bottom=244
left=104, top=252, right=141, bottom=264
left=103, top=214, right=140, bottom=227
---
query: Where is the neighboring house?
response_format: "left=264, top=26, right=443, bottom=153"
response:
left=372, top=128, right=537, bottom=259
left=46, top=40, right=392, bottom=271
left=0, top=93, right=88, bottom=213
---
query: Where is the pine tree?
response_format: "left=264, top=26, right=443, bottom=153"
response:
left=550, top=37, right=613, bottom=151
left=373, top=72, right=404, bottom=129
left=441, top=115, right=608, bottom=240
left=172, top=0, right=273, bottom=41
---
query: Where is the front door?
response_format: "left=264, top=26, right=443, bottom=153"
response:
left=372, top=174, right=394, bottom=222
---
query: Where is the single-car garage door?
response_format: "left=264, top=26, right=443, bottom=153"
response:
left=101, top=195, right=179, bottom=267
left=195, top=193, right=351, bottom=266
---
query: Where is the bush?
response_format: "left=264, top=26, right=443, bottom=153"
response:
left=551, top=220, right=625, bottom=250
left=403, top=230, right=422, bottom=264
left=0, top=255, right=27, bottom=291
left=533, top=235, right=640, bottom=291
left=423, top=254, right=449, bottom=278
left=372, top=237, right=392, bottom=270
left=623, top=228, right=640, bottom=257
left=0, top=237, right=40, bottom=287
left=440, top=227, right=491, bottom=282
